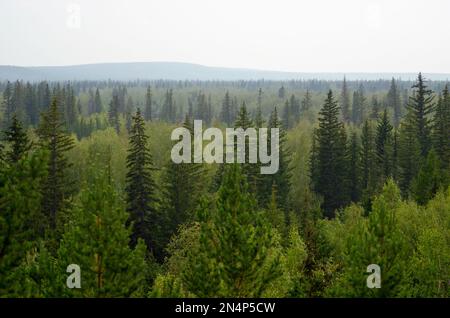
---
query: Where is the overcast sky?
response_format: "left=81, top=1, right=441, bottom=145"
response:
left=1, top=0, right=450, bottom=73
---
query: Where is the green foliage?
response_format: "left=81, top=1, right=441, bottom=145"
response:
left=3, top=113, right=31, bottom=164
left=183, top=165, right=282, bottom=297
left=37, top=96, right=75, bottom=230
left=0, top=150, right=48, bottom=295
left=57, top=170, right=148, bottom=297
left=125, top=109, right=160, bottom=256
left=312, top=90, right=349, bottom=216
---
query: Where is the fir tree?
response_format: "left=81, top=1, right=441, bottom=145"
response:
left=0, top=150, right=48, bottom=295
left=94, top=88, right=102, bottom=113
left=278, top=85, right=286, bottom=99
left=340, top=77, right=351, bottom=123
left=312, top=90, right=348, bottom=217
left=220, top=91, right=232, bottom=126
left=162, top=115, right=203, bottom=241
left=57, top=169, right=148, bottom=297
left=360, top=120, right=376, bottom=207
left=387, top=78, right=401, bottom=127
left=145, top=86, right=152, bottom=121
left=264, top=107, right=291, bottom=212
left=125, top=109, right=159, bottom=256
left=375, top=109, right=393, bottom=186
left=432, top=85, right=450, bottom=168
left=183, top=164, right=281, bottom=297
left=255, top=88, right=264, bottom=128
left=108, top=94, right=120, bottom=134
left=348, top=132, right=361, bottom=202
left=37, top=97, right=75, bottom=230
left=3, top=114, right=31, bottom=164
left=1, top=81, right=14, bottom=130
left=405, top=73, right=435, bottom=157
left=125, top=96, right=134, bottom=133
left=410, top=150, right=444, bottom=205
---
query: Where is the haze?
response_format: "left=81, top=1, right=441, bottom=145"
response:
left=1, top=0, right=450, bottom=73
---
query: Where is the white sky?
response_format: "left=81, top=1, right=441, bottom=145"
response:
left=1, top=0, right=450, bottom=73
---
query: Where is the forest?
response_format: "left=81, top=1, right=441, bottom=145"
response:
left=0, top=74, right=449, bottom=298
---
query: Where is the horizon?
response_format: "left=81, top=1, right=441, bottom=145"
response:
left=2, top=0, right=450, bottom=73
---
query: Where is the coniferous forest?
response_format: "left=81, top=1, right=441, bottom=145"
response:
left=0, top=74, right=449, bottom=298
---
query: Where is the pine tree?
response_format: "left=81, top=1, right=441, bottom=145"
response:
left=3, top=114, right=31, bottom=164
left=64, top=84, right=78, bottom=131
left=57, top=169, right=148, bottom=297
left=125, top=96, right=134, bottom=133
left=220, top=91, right=232, bottom=126
left=183, top=164, right=281, bottom=297
left=289, top=94, right=300, bottom=126
left=94, top=88, right=102, bottom=113
left=37, top=97, right=75, bottom=230
left=264, top=107, right=291, bottom=212
left=348, top=132, right=361, bottom=202
left=387, top=78, right=401, bottom=127
left=370, top=96, right=380, bottom=120
left=1, top=81, right=14, bottom=130
left=145, top=86, right=152, bottom=121
left=398, top=112, right=421, bottom=194
left=340, top=77, right=351, bottom=123
left=375, top=109, right=393, bottom=186
left=160, top=89, right=175, bottom=123
left=312, top=90, right=349, bottom=217
left=24, top=82, right=38, bottom=126
left=255, top=88, right=264, bottom=128
left=282, top=99, right=290, bottom=129
left=351, top=84, right=365, bottom=125
left=330, top=180, right=407, bottom=297
left=405, top=73, right=435, bottom=157
left=0, top=150, right=47, bottom=295
left=125, top=109, right=159, bottom=256
left=162, top=115, right=203, bottom=241
left=278, top=85, right=286, bottom=99
left=432, top=85, right=450, bottom=168
left=410, top=150, right=444, bottom=205
left=108, top=94, right=120, bottom=134
left=360, top=120, right=377, bottom=207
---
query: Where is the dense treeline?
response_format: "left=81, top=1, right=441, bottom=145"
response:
left=0, top=74, right=449, bottom=297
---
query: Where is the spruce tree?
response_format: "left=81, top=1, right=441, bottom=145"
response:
left=125, top=109, right=159, bottom=256
left=278, top=85, right=286, bottom=99
left=1, top=81, right=14, bottom=130
left=405, top=73, right=435, bottom=157
left=125, top=96, right=134, bottom=133
left=432, top=85, right=450, bottom=168
left=312, top=90, right=349, bottom=216
left=0, top=150, right=47, bottom=295
left=375, top=109, right=393, bottom=186
left=108, top=94, right=120, bottom=134
left=3, top=114, right=31, bottom=164
left=37, top=97, right=74, bottom=230
left=94, top=88, right=102, bottom=113
left=220, top=91, right=232, bottom=126
left=348, top=132, right=361, bottom=202
left=387, top=78, right=401, bottom=127
left=57, top=169, right=148, bottom=297
left=255, top=88, right=264, bottom=128
left=183, top=164, right=281, bottom=297
left=340, top=77, right=351, bottom=123
left=360, top=120, right=378, bottom=207
left=160, top=89, right=175, bottom=123
left=162, top=115, right=203, bottom=241
left=264, top=107, right=291, bottom=212
left=144, top=86, right=152, bottom=121
left=410, top=149, right=445, bottom=205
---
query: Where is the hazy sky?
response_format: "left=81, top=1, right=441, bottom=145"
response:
left=1, top=0, right=450, bottom=73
